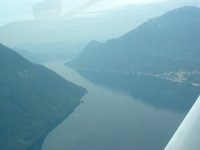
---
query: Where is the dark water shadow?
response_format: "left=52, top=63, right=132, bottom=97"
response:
left=77, top=70, right=199, bottom=113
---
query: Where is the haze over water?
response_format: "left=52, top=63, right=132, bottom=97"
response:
left=42, top=61, right=185, bottom=150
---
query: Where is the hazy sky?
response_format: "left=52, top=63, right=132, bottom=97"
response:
left=0, top=0, right=167, bottom=26
left=1, top=0, right=200, bottom=47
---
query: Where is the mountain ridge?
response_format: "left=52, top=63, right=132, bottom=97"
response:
left=66, top=6, right=200, bottom=112
left=67, top=6, right=200, bottom=84
left=0, top=43, right=87, bottom=150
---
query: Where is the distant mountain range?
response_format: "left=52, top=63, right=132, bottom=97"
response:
left=1, top=1, right=200, bottom=47
left=0, top=44, right=86, bottom=150
left=68, top=6, right=200, bottom=86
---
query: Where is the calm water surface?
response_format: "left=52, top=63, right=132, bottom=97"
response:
left=42, top=61, right=185, bottom=150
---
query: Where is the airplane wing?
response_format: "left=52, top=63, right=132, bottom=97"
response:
left=165, top=96, right=200, bottom=150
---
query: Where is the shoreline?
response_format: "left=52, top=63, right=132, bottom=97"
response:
left=28, top=90, right=87, bottom=150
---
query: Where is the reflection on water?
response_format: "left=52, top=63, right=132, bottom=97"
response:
left=42, top=61, right=185, bottom=150
left=77, top=70, right=199, bottom=113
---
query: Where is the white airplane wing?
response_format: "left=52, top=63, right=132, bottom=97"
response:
left=165, top=96, right=200, bottom=150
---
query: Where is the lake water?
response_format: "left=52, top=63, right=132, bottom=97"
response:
left=42, top=61, right=185, bottom=150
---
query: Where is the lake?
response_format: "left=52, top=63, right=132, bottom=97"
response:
left=42, top=61, right=185, bottom=150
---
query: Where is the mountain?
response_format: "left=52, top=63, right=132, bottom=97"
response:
left=67, top=6, right=200, bottom=85
left=66, top=6, right=200, bottom=112
left=14, top=49, right=41, bottom=63
left=14, top=42, right=86, bottom=63
left=1, top=1, right=200, bottom=47
left=0, top=43, right=86, bottom=150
